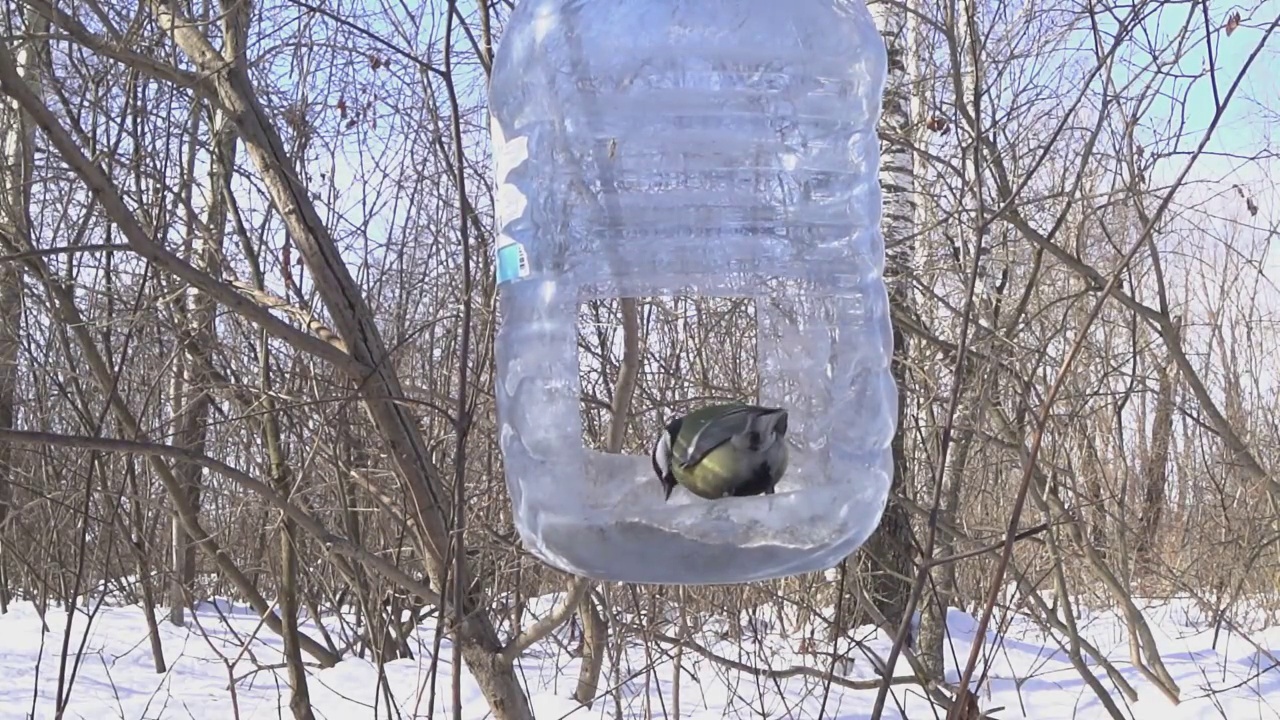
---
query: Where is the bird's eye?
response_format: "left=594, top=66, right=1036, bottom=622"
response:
left=747, top=431, right=761, bottom=449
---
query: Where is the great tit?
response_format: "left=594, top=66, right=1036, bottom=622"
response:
left=650, top=403, right=790, bottom=501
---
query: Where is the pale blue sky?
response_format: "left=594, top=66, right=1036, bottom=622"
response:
left=1112, top=3, right=1280, bottom=275
left=329, top=0, right=1280, bottom=253
left=218, top=0, right=1280, bottom=322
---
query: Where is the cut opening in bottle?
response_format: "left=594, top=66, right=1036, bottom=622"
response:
left=578, top=295, right=760, bottom=462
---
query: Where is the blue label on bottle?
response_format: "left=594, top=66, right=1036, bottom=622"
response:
left=496, top=240, right=529, bottom=284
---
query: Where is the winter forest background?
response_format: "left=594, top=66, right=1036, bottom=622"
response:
left=0, top=0, right=1279, bottom=718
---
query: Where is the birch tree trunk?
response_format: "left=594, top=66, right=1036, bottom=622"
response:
left=857, top=0, right=918, bottom=633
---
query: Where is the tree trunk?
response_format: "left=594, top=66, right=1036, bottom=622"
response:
left=855, top=0, right=917, bottom=634
left=1136, top=350, right=1175, bottom=572
left=0, top=137, right=18, bottom=619
left=917, top=428, right=971, bottom=680
left=147, top=4, right=536, bottom=715
left=0, top=2, right=47, bottom=617
left=263, top=387, right=316, bottom=720
left=123, top=458, right=168, bottom=672
left=573, top=590, right=607, bottom=707
left=168, top=0, right=244, bottom=628
left=573, top=297, right=640, bottom=704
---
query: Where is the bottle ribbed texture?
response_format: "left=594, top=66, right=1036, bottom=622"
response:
left=489, top=0, right=896, bottom=584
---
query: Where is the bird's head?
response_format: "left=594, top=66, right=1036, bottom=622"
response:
left=732, top=407, right=788, bottom=453
left=650, top=417, right=681, bottom=482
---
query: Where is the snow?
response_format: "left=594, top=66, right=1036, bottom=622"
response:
left=1, top=593, right=1277, bottom=719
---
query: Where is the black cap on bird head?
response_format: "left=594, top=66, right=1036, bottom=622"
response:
left=760, top=407, right=788, bottom=435
left=734, top=407, right=788, bottom=452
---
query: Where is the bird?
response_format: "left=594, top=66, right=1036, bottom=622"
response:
left=650, top=403, right=790, bottom=501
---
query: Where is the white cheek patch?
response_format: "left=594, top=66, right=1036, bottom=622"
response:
left=652, top=433, right=672, bottom=474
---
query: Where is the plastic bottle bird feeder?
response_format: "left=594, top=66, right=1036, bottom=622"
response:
left=488, top=0, right=897, bottom=585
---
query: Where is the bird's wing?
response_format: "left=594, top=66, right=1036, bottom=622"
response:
left=675, top=406, right=755, bottom=469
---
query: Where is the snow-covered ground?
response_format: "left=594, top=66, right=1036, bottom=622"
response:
left=1, top=594, right=1277, bottom=719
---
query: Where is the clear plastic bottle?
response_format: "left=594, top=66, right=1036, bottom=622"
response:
left=489, top=0, right=896, bottom=585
